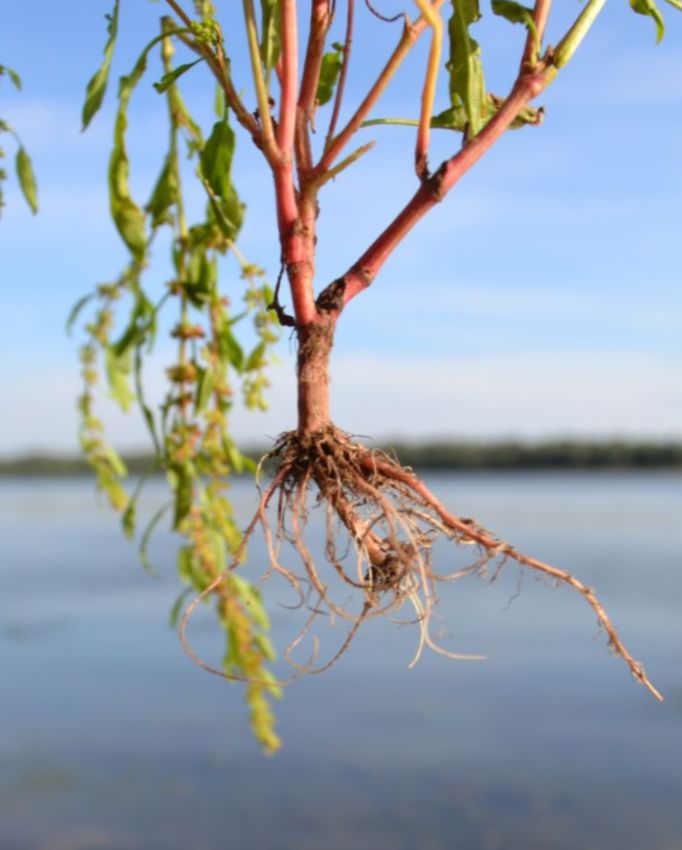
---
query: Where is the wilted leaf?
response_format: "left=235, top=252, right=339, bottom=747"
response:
left=316, top=43, right=344, bottom=106
left=82, top=0, right=121, bottom=130
left=447, top=0, right=488, bottom=137
left=109, top=31, right=182, bottom=259
left=200, top=117, right=244, bottom=241
left=146, top=154, right=179, bottom=228
left=491, top=0, right=539, bottom=51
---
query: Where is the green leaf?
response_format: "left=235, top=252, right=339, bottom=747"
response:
left=177, top=545, right=194, bottom=583
left=194, top=364, right=215, bottom=413
left=112, top=289, right=155, bottom=357
left=15, top=147, right=38, bottom=213
left=104, top=345, right=135, bottom=411
left=217, top=322, right=244, bottom=372
left=447, top=0, right=488, bottom=137
left=134, top=346, right=162, bottom=457
left=108, top=31, right=182, bottom=260
left=258, top=667, right=284, bottom=700
left=65, top=292, right=96, bottom=335
left=316, top=43, right=344, bottom=106
left=153, top=58, right=204, bottom=93
left=102, top=442, right=128, bottom=478
left=171, top=464, right=194, bottom=528
left=200, top=117, right=244, bottom=241
left=122, top=498, right=136, bottom=539
left=146, top=153, right=179, bottom=228
left=82, top=0, right=121, bottom=130
left=260, top=0, right=282, bottom=71
left=630, top=0, right=666, bottom=41
left=0, top=66, right=22, bottom=90
left=491, top=0, right=539, bottom=51
left=231, top=574, right=270, bottom=630
left=254, top=633, right=277, bottom=663
left=222, top=435, right=244, bottom=474
left=169, top=588, right=192, bottom=627
left=245, top=340, right=266, bottom=372
left=139, top=502, right=170, bottom=575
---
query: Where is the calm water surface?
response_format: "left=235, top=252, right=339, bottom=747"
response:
left=1, top=472, right=681, bottom=850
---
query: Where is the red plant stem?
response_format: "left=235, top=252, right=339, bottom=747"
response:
left=273, top=171, right=318, bottom=326
left=296, top=0, right=333, bottom=176
left=316, top=0, right=446, bottom=175
left=297, top=320, right=334, bottom=432
left=278, top=0, right=299, bottom=157
left=325, top=0, right=355, bottom=149
left=340, top=69, right=549, bottom=306
left=522, top=0, right=553, bottom=68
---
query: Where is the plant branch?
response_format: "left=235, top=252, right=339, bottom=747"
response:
left=242, top=0, right=279, bottom=163
left=162, top=3, right=260, bottom=142
left=325, top=0, right=355, bottom=149
left=295, top=0, right=332, bottom=176
left=413, top=0, right=443, bottom=178
left=164, top=0, right=193, bottom=28
left=312, top=141, right=375, bottom=188
left=552, top=0, right=608, bottom=69
left=336, top=69, right=549, bottom=307
left=521, top=0, right=553, bottom=68
left=316, top=0, right=447, bottom=176
left=278, top=0, right=299, bottom=158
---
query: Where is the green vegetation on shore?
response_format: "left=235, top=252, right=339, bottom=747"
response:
left=2, top=440, right=682, bottom=477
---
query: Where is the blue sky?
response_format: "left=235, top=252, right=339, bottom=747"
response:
left=2, top=0, right=681, bottom=453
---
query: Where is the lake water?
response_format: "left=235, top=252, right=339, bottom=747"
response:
left=1, top=472, right=681, bottom=850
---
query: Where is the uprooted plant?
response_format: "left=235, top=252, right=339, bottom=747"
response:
left=74, top=0, right=675, bottom=752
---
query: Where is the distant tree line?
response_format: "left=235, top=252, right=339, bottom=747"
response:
left=3, top=440, right=682, bottom=476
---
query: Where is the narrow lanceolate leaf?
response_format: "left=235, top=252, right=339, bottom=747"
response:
left=200, top=117, right=244, bottom=241
left=0, top=65, right=22, bottom=90
left=153, top=58, right=204, bottom=93
left=146, top=154, right=179, bottom=228
left=82, top=0, right=121, bottom=130
left=260, top=0, right=282, bottom=71
left=108, top=33, right=174, bottom=260
left=15, top=147, right=38, bottom=213
left=630, top=0, right=666, bottom=41
left=491, top=0, right=539, bottom=51
left=65, top=292, right=97, bottom=335
left=316, top=43, right=344, bottom=106
left=217, top=322, right=245, bottom=372
left=447, top=0, right=488, bottom=137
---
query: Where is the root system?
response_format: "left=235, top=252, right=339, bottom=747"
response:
left=180, top=425, right=662, bottom=701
